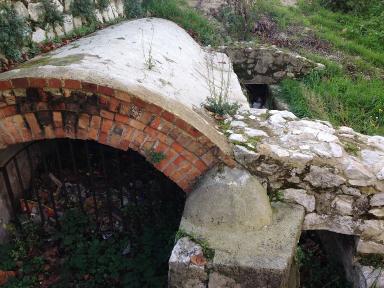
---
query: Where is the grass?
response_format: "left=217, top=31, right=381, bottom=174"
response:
left=143, top=0, right=222, bottom=46
left=246, top=0, right=384, bottom=135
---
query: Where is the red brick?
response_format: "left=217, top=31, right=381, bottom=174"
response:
left=44, top=125, right=55, bottom=139
left=201, top=150, right=217, bottom=167
left=175, top=118, right=189, bottom=131
left=154, top=148, right=178, bottom=172
left=99, top=95, right=110, bottom=108
left=88, top=129, right=99, bottom=141
left=129, top=118, right=146, bottom=131
left=186, top=127, right=202, bottom=138
left=82, top=82, right=98, bottom=93
left=0, top=80, right=12, bottom=90
left=55, top=127, right=65, bottom=138
left=174, top=155, right=187, bottom=166
left=24, top=113, right=42, bottom=137
left=115, top=113, right=129, bottom=124
left=138, top=111, right=154, bottom=125
left=98, top=85, right=115, bottom=97
left=48, top=78, right=62, bottom=88
left=52, top=112, right=63, bottom=128
left=108, top=98, right=120, bottom=112
left=77, top=129, right=88, bottom=140
left=132, top=97, right=146, bottom=108
left=101, top=118, right=113, bottom=133
left=90, top=115, right=101, bottom=130
left=181, top=149, right=199, bottom=164
left=171, top=142, right=184, bottom=154
left=163, top=163, right=177, bottom=178
left=149, top=117, right=161, bottom=129
left=100, top=109, right=114, bottom=120
left=64, top=79, right=81, bottom=89
left=144, top=126, right=158, bottom=138
left=11, top=78, right=29, bottom=88
left=78, top=114, right=90, bottom=130
left=0, top=106, right=17, bottom=118
left=99, top=132, right=108, bottom=145
left=29, top=78, right=46, bottom=88
left=162, top=111, right=175, bottom=123
left=146, top=103, right=162, bottom=114
left=115, top=90, right=131, bottom=103
left=193, top=159, right=208, bottom=173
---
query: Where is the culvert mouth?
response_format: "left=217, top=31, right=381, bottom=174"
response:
left=0, top=139, right=186, bottom=287
left=245, top=84, right=272, bottom=109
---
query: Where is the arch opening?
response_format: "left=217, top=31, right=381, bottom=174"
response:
left=0, top=77, right=228, bottom=191
left=0, top=138, right=186, bottom=286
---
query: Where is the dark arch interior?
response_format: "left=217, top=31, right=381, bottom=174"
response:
left=245, top=84, right=271, bottom=108
left=1, top=139, right=186, bottom=287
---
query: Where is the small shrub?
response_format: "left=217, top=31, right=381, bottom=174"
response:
left=0, top=3, right=30, bottom=60
left=41, top=0, right=64, bottom=26
left=124, top=0, right=143, bottom=18
left=70, top=0, right=96, bottom=23
left=97, top=0, right=110, bottom=11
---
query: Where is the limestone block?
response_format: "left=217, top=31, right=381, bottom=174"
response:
left=102, top=9, right=111, bottom=22
left=62, top=14, right=74, bottom=34
left=115, top=0, right=124, bottom=16
left=52, top=0, right=64, bottom=13
left=331, top=195, right=354, bottom=216
left=28, top=2, right=44, bottom=22
left=228, top=133, right=246, bottom=143
left=243, top=127, right=268, bottom=138
left=168, top=237, right=208, bottom=288
left=208, top=272, right=240, bottom=288
left=282, top=188, right=315, bottom=212
left=359, top=266, right=384, bottom=288
left=32, top=28, right=46, bottom=43
left=13, top=1, right=29, bottom=18
left=304, top=166, right=346, bottom=188
left=54, top=24, right=65, bottom=37
left=233, top=145, right=259, bottom=166
left=64, top=0, right=73, bottom=12
left=369, top=208, right=384, bottom=218
left=46, top=25, right=55, bottom=40
left=371, top=193, right=384, bottom=207
left=359, top=220, right=384, bottom=243
left=73, top=16, right=82, bottom=29
left=357, top=239, right=384, bottom=254
left=95, top=9, right=104, bottom=23
left=303, top=213, right=359, bottom=235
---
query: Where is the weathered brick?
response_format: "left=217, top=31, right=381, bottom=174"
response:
left=52, top=112, right=63, bottom=128
left=138, top=111, right=154, bottom=125
left=100, top=109, right=114, bottom=120
left=132, top=97, right=146, bottom=108
left=82, top=82, right=98, bottom=93
left=162, top=111, right=175, bottom=123
left=115, top=113, right=129, bottom=124
left=115, top=90, right=131, bottom=103
left=175, top=118, right=189, bottom=131
left=29, top=78, right=46, bottom=88
left=186, top=126, right=202, bottom=138
left=180, top=149, right=199, bottom=164
left=108, top=98, right=120, bottom=112
left=78, top=114, right=90, bottom=130
left=44, top=125, right=55, bottom=139
left=64, top=79, right=81, bottom=90
left=201, top=150, right=216, bottom=167
left=24, top=113, right=42, bottom=137
left=55, top=127, right=65, bottom=138
left=88, top=128, right=99, bottom=141
left=0, top=80, right=12, bottom=90
left=171, top=142, right=184, bottom=154
left=99, top=132, right=108, bottom=145
left=11, top=78, right=29, bottom=88
left=129, top=118, right=146, bottom=130
left=193, top=159, right=208, bottom=173
left=0, top=106, right=17, bottom=118
left=149, top=117, right=161, bottom=129
left=90, top=115, right=102, bottom=130
left=48, top=78, right=62, bottom=88
left=98, top=85, right=114, bottom=97
left=101, top=118, right=113, bottom=133
left=146, top=103, right=162, bottom=114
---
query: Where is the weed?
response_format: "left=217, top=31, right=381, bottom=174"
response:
left=146, top=148, right=166, bottom=163
left=124, top=0, right=143, bottom=18
left=343, top=142, right=360, bottom=156
left=70, top=0, right=96, bottom=23
left=0, top=3, right=30, bottom=61
left=40, top=0, right=64, bottom=26
left=268, top=190, right=284, bottom=202
left=97, top=0, right=110, bottom=11
left=203, top=53, right=240, bottom=116
left=141, top=25, right=156, bottom=70
left=175, top=229, right=215, bottom=260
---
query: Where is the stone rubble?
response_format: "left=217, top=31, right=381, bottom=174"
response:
left=223, top=107, right=384, bottom=254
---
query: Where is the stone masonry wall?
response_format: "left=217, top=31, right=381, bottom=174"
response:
left=218, top=43, right=323, bottom=84
left=10, top=0, right=124, bottom=44
left=222, top=107, right=384, bottom=255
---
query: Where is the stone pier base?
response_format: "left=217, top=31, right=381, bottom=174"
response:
left=168, top=166, right=305, bottom=288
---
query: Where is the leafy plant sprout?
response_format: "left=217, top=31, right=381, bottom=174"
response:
left=202, top=51, right=240, bottom=116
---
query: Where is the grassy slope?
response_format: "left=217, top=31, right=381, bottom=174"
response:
left=267, top=0, right=384, bottom=135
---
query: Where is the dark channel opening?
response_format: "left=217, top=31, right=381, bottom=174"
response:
left=245, top=84, right=272, bottom=109
left=298, top=230, right=356, bottom=288
left=0, top=139, right=186, bottom=287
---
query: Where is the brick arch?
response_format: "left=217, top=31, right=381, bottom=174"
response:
left=0, top=77, right=228, bottom=191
